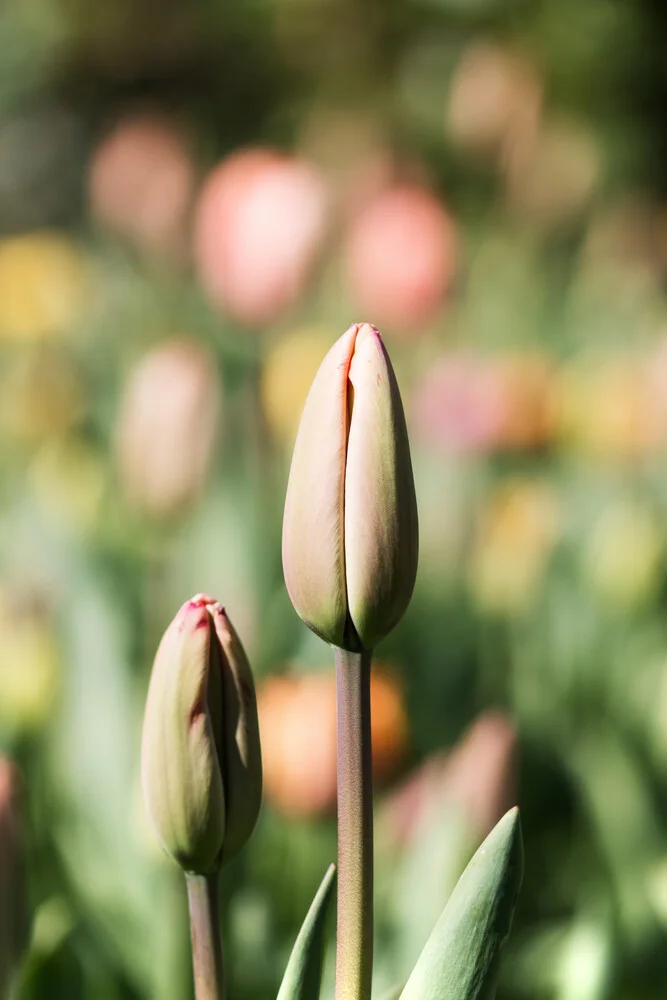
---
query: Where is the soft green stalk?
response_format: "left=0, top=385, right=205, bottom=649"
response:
left=334, top=646, right=374, bottom=1000
left=186, top=873, right=225, bottom=1000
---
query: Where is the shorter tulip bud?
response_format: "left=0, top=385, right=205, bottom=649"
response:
left=141, top=595, right=262, bottom=875
left=283, top=323, right=418, bottom=651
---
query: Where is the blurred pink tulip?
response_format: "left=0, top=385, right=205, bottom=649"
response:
left=413, top=353, right=507, bottom=454
left=414, top=351, right=556, bottom=455
left=115, top=339, right=220, bottom=518
left=193, top=148, right=330, bottom=326
left=344, top=184, right=458, bottom=335
left=383, top=711, right=517, bottom=848
left=89, top=113, right=196, bottom=261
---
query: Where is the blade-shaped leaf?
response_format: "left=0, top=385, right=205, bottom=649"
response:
left=277, top=864, right=336, bottom=1000
left=399, top=807, right=523, bottom=1000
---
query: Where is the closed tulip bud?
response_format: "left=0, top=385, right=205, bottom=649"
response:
left=283, top=323, right=418, bottom=651
left=141, top=595, right=262, bottom=875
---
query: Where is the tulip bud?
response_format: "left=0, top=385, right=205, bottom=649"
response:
left=282, top=323, right=418, bottom=651
left=141, top=595, right=262, bottom=875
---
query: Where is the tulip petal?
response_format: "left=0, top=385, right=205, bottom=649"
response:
left=344, top=325, right=418, bottom=649
left=282, top=325, right=357, bottom=648
left=208, top=604, right=263, bottom=864
left=141, top=599, right=226, bottom=874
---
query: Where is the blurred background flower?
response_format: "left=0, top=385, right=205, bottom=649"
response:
left=258, top=667, right=408, bottom=819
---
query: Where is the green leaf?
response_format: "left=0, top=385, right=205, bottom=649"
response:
left=277, top=864, right=336, bottom=1000
left=399, top=807, right=523, bottom=1000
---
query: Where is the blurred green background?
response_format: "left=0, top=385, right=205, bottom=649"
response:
left=2, top=0, right=667, bottom=996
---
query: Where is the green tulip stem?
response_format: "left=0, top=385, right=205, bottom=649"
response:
left=186, top=872, right=225, bottom=1000
left=334, top=646, right=374, bottom=1000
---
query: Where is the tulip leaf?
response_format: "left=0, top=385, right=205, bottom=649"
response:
left=277, top=864, right=336, bottom=1000
left=399, top=807, right=523, bottom=1000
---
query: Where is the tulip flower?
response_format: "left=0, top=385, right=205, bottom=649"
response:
left=283, top=322, right=418, bottom=1000
left=282, top=322, right=418, bottom=653
left=141, top=594, right=262, bottom=876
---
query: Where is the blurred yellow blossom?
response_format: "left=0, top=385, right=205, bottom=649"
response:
left=557, top=357, right=652, bottom=462
left=469, top=479, right=561, bottom=615
left=0, top=348, right=84, bottom=443
left=495, top=351, right=558, bottom=450
left=31, top=437, right=106, bottom=531
left=260, top=326, right=333, bottom=445
left=583, top=500, right=664, bottom=609
left=0, top=593, right=59, bottom=734
left=0, top=232, right=89, bottom=341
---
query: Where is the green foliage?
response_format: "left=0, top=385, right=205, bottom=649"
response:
left=277, top=865, right=336, bottom=1000
left=400, top=810, right=523, bottom=1000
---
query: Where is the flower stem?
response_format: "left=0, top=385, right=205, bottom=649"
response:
left=334, top=646, right=374, bottom=1000
left=185, top=872, right=225, bottom=1000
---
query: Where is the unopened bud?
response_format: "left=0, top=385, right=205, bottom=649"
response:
left=141, top=596, right=262, bottom=874
left=282, top=323, right=418, bottom=651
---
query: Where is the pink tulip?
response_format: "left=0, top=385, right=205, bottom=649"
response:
left=193, top=148, right=329, bottom=326
left=89, top=113, right=196, bottom=261
left=344, top=185, right=458, bottom=335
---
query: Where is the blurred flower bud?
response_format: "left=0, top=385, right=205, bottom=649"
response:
left=447, top=43, right=542, bottom=160
left=194, top=148, right=330, bottom=326
left=0, top=346, right=84, bottom=444
left=0, top=232, right=89, bottom=341
left=344, top=185, right=458, bottom=334
left=469, top=478, right=560, bottom=616
left=258, top=668, right=408, bottom=819
left=414, top=349, right=556, bottom=457
left=582, top=197, right=663, bottom=300
left=583, top=500, right=664, bottom=610
left=0, top=590, right=59, bottom=736
left=0, top=759, right=28, bottom=995
left=283, top=322, right=418, bottom=651
left=141, top=595, right=262, bottom=874
left=557, top=356, right=651, bottom=463
left=115, top=338, right=220, bottom=518
left=89, top=113, right=196, bottom=262
left=504, top=117, right=600, bottom=227
left=646, top=337, right=667, bottom=447
left=495, top=352, right=557, bottom=450
left=382, top=711, right=517, bottom=848
left=31, top=437, right=105, bottom=532
left=298, top=107, right=394, bottom=218
left=261, top=326, right=333, bottom=445
left=413, top=353, right=507, bottom=455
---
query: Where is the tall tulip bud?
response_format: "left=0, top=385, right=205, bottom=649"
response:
left=141, top=595, right=262, bottom=875
left=283, top=323, right=418, bottom=651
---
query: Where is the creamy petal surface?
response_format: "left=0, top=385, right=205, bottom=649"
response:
left=282, top=324, right=356, bottom=647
